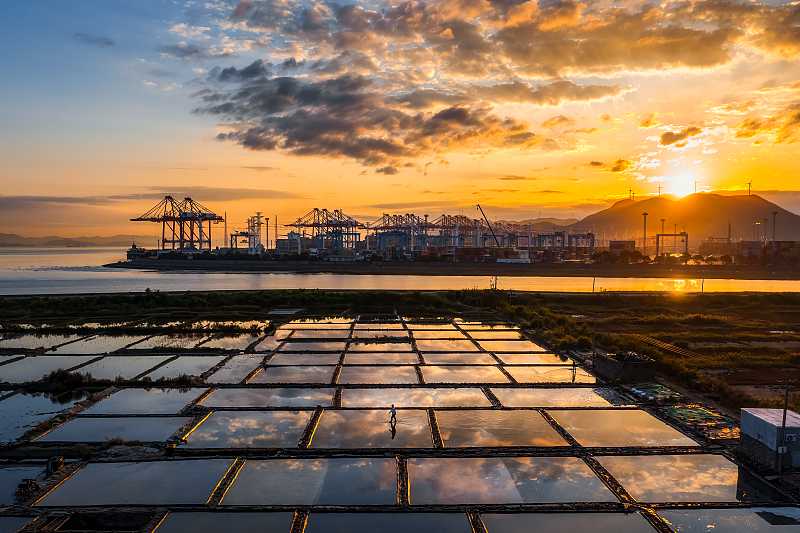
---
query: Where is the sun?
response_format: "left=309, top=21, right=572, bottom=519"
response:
left=670, top=173, right=697, bottom=198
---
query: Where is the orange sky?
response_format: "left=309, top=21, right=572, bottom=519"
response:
left=1, top=0, right=799, bottom=239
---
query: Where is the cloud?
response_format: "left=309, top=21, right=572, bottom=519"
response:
left=659, top=126, right=703, bottom=146
left=375, top=166, right=398, bottom=174
left=585, top=159, right=632, bottom=172
left=241, top=166, right=281, bottom=171
left=638, top=113, right=659, bottom=128
left=542, top=114, right=576, bottom=129
left=74, top=33, right=114, bottom=47
left=735, top=102, right=800, bottom=144
left=500, top=175, right=539, bottom=181
left=159, top=42, right=232, bottom=60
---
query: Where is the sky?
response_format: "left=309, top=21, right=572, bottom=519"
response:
left=1, top=0, right=799, bottom=239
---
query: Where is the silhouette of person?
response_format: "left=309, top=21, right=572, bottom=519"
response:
left=390, top=403, right=397, bottom=424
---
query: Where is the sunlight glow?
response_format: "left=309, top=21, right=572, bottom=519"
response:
left=670, top=173, right=697, bottom=198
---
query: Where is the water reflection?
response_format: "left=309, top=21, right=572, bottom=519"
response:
left=37, top=416, right=188, bottom=442
left=422, top=353, right=498, bottom=364
left=468, top=331, right=527, bottom=340
left=598, top=455, right=748, bottom=502
left=353, top=330, right=410, bottom=339
left=305, top=513, right=473, bottom=533
left=416, top=340, right=480, bottom=352
left=185, top=411, right=310, bottom=448
left=343, top=388, right=491, bottom=408
left=147, top=356, right=225, bottom=380
left=207, top=355, right=263, bottom=383
left=0, top=356, right=97, bottom=383
left=658, top=508, right=800, bottom=532
left=338, top=366, right=419, bottom=384
left=1, top=466, right=45, bottom=505
left=51, top=335, right=144, bottom=354
left=348, top=342, right=413, bottom=352
left=201, top=334, right=262, bottom=351
left=201, top=388, right=334, bottom=407
left=476, top=340, right=546, bottom=352
left=437, top=411, right=568, bottom=447
left=0, top=392, right=81, bottom=444
left=551, top=410, right=696, bottom=447
left=132, top=334, right=209, bottom=350
left=83, top=388, right=205, bottom=414
left=505, top=366, right=596, bottom=384
left=76, top=355, right=173, bottom=380
left=481, top=512, right=655, bottom=533
left=410, top=330, right=468, bottom=340
left=344, top=353, right=421, bottom=364
left=492, top=388, right=628, bottom=408
left=269, top=353, right=341, bottom=365
left=249, top=365, right=334, bottom=384
left=154, top=512, right=295, bottom=533
left=221, top=458, right=397, bottom=505
left=409, top=457, right=614, bottom=504
left=36, top=460, right=234, bottom=506
left=291, top=329, right=352, bottom=339
left=495, top=353, right=571, bottom=365
left=422, top=365, right=510, bottom=384
left=0, top=334, right=82, bottom=350
left=280, top=341, right=348, bottom=352
left=311, top=409, right=432, bottom=448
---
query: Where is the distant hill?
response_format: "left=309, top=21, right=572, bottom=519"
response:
left=499, top=217, right=580, bottom=230
left=558, top=194, right=800, bottom=245
left=0, top=233, right=152, bottom=247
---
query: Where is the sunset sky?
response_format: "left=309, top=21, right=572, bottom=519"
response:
left=1, top=0, right=799, bottom=238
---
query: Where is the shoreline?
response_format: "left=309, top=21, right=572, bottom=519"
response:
left=105, top=259, right=800, bottom=280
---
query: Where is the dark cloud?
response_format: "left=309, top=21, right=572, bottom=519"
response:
left=375, top=166, right=398, bottom=174
left=500, top=175, right=539, bottom=180
left=660, top=126, right=703, bottom=146
left=585, top=159, right=632, bottom=172
left=74, top=33, right=114, bottom=47
left=542, top=114, right=575, bottom=129
left=213, top=59, right=272, bottom=82
left=159, top=43, right=232, bottom=60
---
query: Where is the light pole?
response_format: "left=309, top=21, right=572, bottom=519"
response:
left=660, top=219, right=665, bottom=256
left=642, top=212, right=648, bottom=257
left=773, top=211, right=778, bottom=257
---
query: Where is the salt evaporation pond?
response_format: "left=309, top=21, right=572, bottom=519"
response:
left=199, top=387, right=334, bottom=407
left=436, top=410, right=568, bottom=447
left=551, top=410, right=697, bottom=447
left=184, top=411, right=311, bottom=448
left=311, top=409, right=432, bottom=448
left=153, top=512, right=295, bottom=533
left=343, top=388, right=492, bottom=408
left=82, top=388, right=204, bottom=415
left=338, top=365, right=419, bottom=384
left=304, top=513, right=473, bottom=533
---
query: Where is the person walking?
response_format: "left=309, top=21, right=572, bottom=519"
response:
left=390, top=403, right=397, bottom=424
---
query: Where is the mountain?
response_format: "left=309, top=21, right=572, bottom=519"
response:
left=560, top=194, right=800, bottom=245
left=0, top=233, right=153, bottom=247
left=502, top=217, right=580, bottom=230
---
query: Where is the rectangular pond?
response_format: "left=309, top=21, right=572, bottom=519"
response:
left=36, top=416, right=188, bottom=442
left=421, top=365, right=509, bottom=384
left=279, top=341, right=347, bottom=352
left=0, top=356, right=97, bottom=383
left=36, top=459, right=234, bottom=506
left=82, top=388, right=205, bottom=415
left=467, top=331, right=527, bottom=340
left=221, top=458, right=397, bottom=505
left=352, top=330, right=410, bottom=340
left=290, top=329, right=353, bottom=339
left=495, top=353, right=573, bottom=365
left=154, top=512, right=294, bottom=533
left=410, top=330, right=468, bottom=340
left=551, top=409, right=697, bottom=447
left=409, top=457, right=615, bottom=504
left=206, top=355, right=263, bottom=383
left=76, top=356, right=173, bottom=380
left=504, top=366, right=596, bottom=384
left=344, top=353, right=421, bottom=365
left=348, top=342, right=413, bottom=352
left=343, top=388, right=492, bottom=408
left=132, top=334, right=210, bottom=350
left=437, top=410, right=568, bottom=447
left=415, top=340, right=480, bottom=352
left=268, top=353, right=341, bottom=366
left=200, top=388, right=334, bottom=408
left=492, top=388, right=629, bottom=408
left=201, top=334, right=263, bottom=351
left=658, top=508, right=800, bottom=532
left=310, top=409, right=432, bottom=448
left=184, top=411, right=311, bottom=448
left=146, top=356, right=226, bottom=380
left=304, top=513, right=473, bottom=533
left=476, top=340, right=546, bottom=352
left=249, top=365, right=335, bottom=384
left=421, top=353, right=499, bottom=365
left=0, top=334, right=83, bottom=350
left=51, top=335, right=145, bottom=354
left=480, top=512, right=656, bottom=533
left=338, top=366, right=419, bottom=384
left=598, top=454, right=748, bottom=502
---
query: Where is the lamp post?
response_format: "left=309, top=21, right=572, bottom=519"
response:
left=642, top=212, right=648, bottom=257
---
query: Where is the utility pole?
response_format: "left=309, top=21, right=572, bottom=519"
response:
left=658, top=183, right=662, bottom=198
left=694, top=180, right=699, bottom=194
left=773, top=211, right=778, bottom=257
left=642, top=212, right=648, bottom=257
left=776, top=381, right=794, bottom=474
